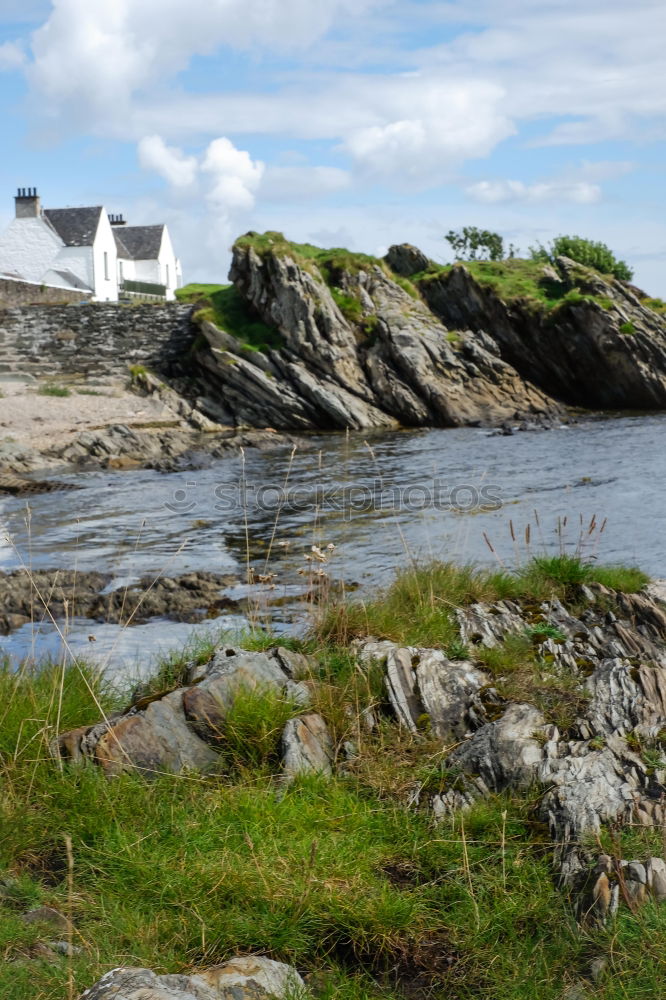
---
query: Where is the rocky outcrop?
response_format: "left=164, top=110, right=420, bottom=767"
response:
left=81, top=956, right=305, bottom=1000
left=421, top=256, right=666, bottom=409
left=358, top=582, right=666, bottom=920
left=189, top=235, right=666, bottom=430
left=54, top=646, right=329, bottom=779
left=282, top=712, right=334, bottom=778
left=194, top=239, right=558, bottom=431
left=0, top=569, right=240, bottom=634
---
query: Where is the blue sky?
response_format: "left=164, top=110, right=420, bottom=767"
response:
left=1, top=0, right=665, bottom=291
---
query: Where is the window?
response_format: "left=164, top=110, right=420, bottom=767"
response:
left=165, top=263, right=170, bottom=287
left=104, top=251, right=109, bottom=281
left=119, top=260, right=124, bottom=281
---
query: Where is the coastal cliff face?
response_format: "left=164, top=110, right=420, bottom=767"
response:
left=193, top=235, right=558, bottom=430
left=421, top=256, right=666, bottom=410
left=191, top=233, right=666, bottom=430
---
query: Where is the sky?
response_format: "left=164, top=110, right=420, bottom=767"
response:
left=0, top=0, right=665, bottom=292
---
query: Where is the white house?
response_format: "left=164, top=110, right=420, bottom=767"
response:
left=0, top=188, right=182, bottom=301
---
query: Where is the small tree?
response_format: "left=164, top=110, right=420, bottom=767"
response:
left=530, top=235, right=633, bottom=282
left=445, top=226, right=507, bottom=262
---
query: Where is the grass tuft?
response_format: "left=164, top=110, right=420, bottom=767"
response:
left=37, top=383, right=70, bottom=397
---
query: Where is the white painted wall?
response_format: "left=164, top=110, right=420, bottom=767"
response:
left=52, top=245, right=94, bottom=291
left=91, top=210, right=119, bottom=302
left=157, top=226, right=180, bottom=300
left=0, top=217, right=64, bottom=283
left=133, top=257, right=162, bottom=285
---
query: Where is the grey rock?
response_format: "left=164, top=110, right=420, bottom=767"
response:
left=282, top=713, right=334, bottom=778
left=57, top=646, right=311, bottom=778
left=359, top=640, right=491, bottom=740
left=80, top=957, right=305, bottom=1000
left=384, top=243, right=431, bottom=277
left=21, top=906, right=73, bottom=935
left=422, top=257, right=666, bottom=410
left=196, top=239, right=559, bottom=431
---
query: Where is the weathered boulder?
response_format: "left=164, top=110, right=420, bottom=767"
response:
left=384, top=243, right=431, bottom=277
left=80, top=956, right=305, bottom=1000
left=55, top=647, right=313, bottom=778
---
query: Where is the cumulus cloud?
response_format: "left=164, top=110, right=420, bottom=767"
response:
left=26, top=0, right=386, bottom=126
left=138, top=134, right=264, bottom=220
left=0, top=40, right=26, bottom=71
left=138, top=135, right=198, bottom=188
left=202, top=138, right=264, bottom=212
left=339, top=78, right=514, bottom=183
left=466, top=179, right=602, bottom=204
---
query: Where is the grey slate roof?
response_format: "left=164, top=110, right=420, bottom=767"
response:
left=44, top=206, right=103, bottom=247
left=113, top=230, right=131, bottom=258
left=115, top=225, right=165, bottom=260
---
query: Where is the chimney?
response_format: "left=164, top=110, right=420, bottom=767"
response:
left=15, top=187, right=41, bottom=219
left=109, top=213, right=126, bottom=226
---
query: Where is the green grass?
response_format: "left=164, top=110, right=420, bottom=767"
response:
left=2, top=652, right=666, bottom=999
left=36, top=384, right=70, bottom=397
left=330, top=288, right=363, bottom=324
left=415, top=258, right=623, bottom=316
left=642, top=297, right=666, bottom=315
left=176, top=283, right=227, bottom=303
left=315, top=556, right=649, bottom=649
left=192, top=285, right=284, bottom=353
left=234, top=233, right=383, bottom=281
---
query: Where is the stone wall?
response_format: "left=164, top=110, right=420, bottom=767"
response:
left=0, top=302, right=195, bottom=379
left=0, top=276, right=92, bottom=307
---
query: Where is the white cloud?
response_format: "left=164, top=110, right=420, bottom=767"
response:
left=261, top=165, right=351, bottom=201
left=0, top=40, right=25, bottom=71
left=26, top=0, right=387, bottom=126
left=202, top=137, right=264, bottom=212
left=138, top=135, right=198, bottom=187
left=344, top=82, right=514, bottom=183
left=466, top=179, right=602, bottom=204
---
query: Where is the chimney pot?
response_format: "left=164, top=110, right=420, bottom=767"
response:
left=15, top=187, right=42, bottom=218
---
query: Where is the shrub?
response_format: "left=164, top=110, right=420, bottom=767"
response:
left=530, top=235, right=633, bottom=281
left=445, top=226, right=507, bottom=262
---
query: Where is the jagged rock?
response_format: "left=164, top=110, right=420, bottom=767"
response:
left=55, top=646, right=312, bottom=778
left=195, top=239, right=558, bottom=430
left=80, top=957, right=305, bottom=1000
left=429, top=586, right=666, bottom=916
left=421, top=256, right=666, bottom=410
left=282, top=713, right=334, bottom=778
left=384, top=243, right=431, bottom=277
left=357, top=640, right=494, bottom=739
left=432, top=704, right=557, bottom=819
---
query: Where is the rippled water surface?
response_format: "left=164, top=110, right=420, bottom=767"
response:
left=1, top=414, right=664, bottom=675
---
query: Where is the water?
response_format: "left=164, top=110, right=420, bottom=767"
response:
left=1, top=414, right=664, bottom=675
